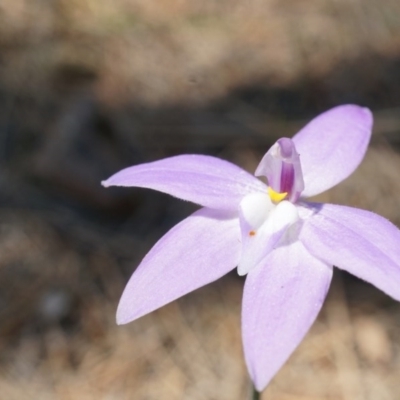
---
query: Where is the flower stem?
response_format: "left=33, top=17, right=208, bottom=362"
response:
left=251, top=384, right=261, bottom=400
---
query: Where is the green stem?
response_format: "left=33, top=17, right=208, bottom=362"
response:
left=251, top=384, right=261, bottom=400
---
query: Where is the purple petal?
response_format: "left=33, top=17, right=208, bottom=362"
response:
left=300, top=203, right=400, bottom=301
left=242, top=241, right=332, bottom=391
left=292, top=105, right=373, bottom=197
left=117, top=208, right=241, bottom=324
left=102, top=155, right=266, bottom=211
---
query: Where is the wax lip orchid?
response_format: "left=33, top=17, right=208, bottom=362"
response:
left=102, top=105, right=400, bottom=392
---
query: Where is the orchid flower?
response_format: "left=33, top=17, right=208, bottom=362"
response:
left=102, top=105, right=400, bottom=392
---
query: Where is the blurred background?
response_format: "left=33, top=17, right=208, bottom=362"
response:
left=1, top=0, right=400, bottom=399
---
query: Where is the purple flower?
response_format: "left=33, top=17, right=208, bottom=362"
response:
left=102, top=105, right=400, bottom=391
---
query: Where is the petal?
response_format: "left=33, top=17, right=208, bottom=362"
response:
left=117, top=208, right=241, bottom=324
left=102, top=155, right=266, bottom=211
left=300, top=203, right=400, bottom=301
left=238, top=197, right=299, bottom=276
left=292, top=105, right=373, bottom=197
left=242, top=241, right=332, bottom=391
left=239, top=192, right=274, bottom=231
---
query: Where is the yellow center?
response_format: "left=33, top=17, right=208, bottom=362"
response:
left=268, top=187, right=287, bottom=203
